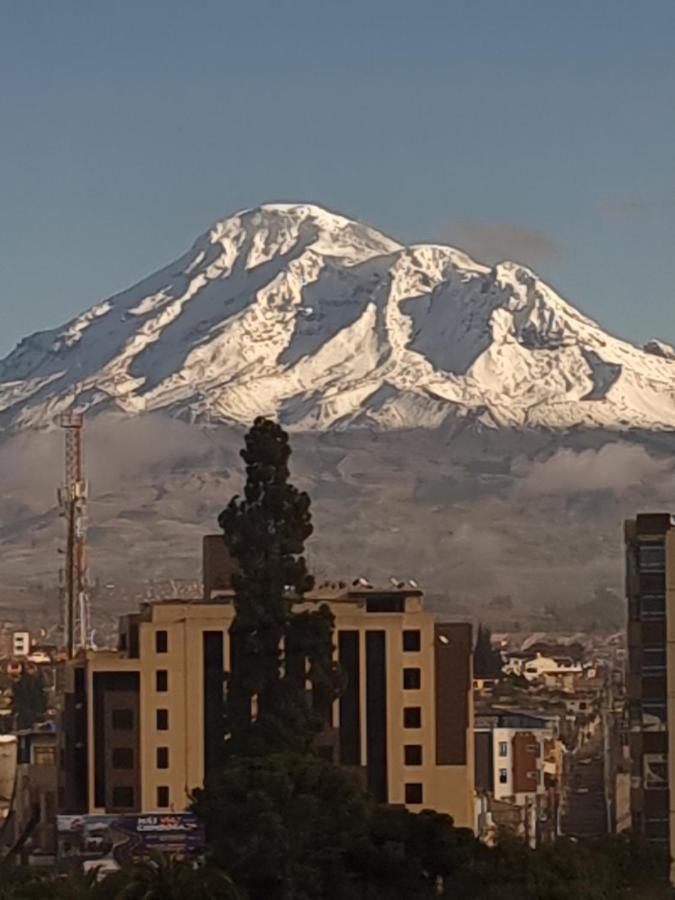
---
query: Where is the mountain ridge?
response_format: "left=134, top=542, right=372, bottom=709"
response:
left=1, top=202, right=674, bottom=432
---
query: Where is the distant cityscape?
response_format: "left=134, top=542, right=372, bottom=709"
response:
left=0, top=418, right=673, bottom=897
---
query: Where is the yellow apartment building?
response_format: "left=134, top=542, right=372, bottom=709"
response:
left=60, top=538, right=474, bottom=828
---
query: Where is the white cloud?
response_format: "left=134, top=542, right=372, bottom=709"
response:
left=518, top=444, right=672, bottom=495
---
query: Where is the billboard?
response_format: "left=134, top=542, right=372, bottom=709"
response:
left=57, top=812, right=205, bottom=868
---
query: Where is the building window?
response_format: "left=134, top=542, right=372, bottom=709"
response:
left=157, top=786, right=170, bottom=809
left=403, top=707, right=421, bottom=728
left=156, top=670, right=168, bottom=692
left=498, top=741, right=508, bottom=757
left=155, top=630, right=168, bottom=654
left=405, top=783, right=423, bottom=804
left=156, top=709, right=169, bottom=730
left=638, top=543, right=665, bottom=572
left=403, top=668, right=421, bottom=690
left=157, top=747, right=169, bottom=769
left=128, top=623, right=139, bottom=659
left=641, top=595, right=665, bottom=620
left=499, top=768, right=508, bottom=784
left=112, top=786, right=134, bottom=808
left=366, top=595, right=405, bottom=613
left=34, top=746, right=56, bottom=766
left=643, top=648, right=667, bottom=672
left=111, top=709, right=134, bottom=730
left=642, top=701, right=667, bottom=727
left=111, top=747, right=134, bottom=770
left=404, top=745, right=423, bottom=766
left=403, top=630, right=421, bottom=652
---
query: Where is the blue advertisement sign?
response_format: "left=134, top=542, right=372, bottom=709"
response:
left=57, top=812, right=205, bottom=868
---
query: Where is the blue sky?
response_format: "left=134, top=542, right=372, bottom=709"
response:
left=1, top=0, right=674, bottom=355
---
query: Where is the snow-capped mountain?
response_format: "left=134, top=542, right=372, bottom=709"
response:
left=1, top=202, right=674, bottom=431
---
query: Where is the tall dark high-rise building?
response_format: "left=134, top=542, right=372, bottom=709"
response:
left=625, top=513, right=675, bottom=880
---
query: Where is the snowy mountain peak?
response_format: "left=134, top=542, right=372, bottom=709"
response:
left=1, top=203, right=674, bottom=432
left=198, top=202, right=402, bottom=268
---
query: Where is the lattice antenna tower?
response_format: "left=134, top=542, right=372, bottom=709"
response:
left=57, top=413, right=90, bottom=657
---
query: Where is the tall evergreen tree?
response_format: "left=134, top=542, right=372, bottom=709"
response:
left=218, top=417, right=340, bottom=756
left=473, top=624, right=502, bottom=679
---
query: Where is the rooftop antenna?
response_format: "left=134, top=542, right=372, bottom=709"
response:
left=57, top=412, right=90, bottom=658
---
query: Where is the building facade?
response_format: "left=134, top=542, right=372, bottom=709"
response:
left=13, top=727, right=58, bottom=859
left=625, top=512, right=675, bottom=879
left=474, top=710, right=557, bottom=845
left=60, top=545, right=474, bottom=828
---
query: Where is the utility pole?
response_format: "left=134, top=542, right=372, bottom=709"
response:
left=58, top=413, right=90, bottom=657
left=602, top=654, right=614, bottom=832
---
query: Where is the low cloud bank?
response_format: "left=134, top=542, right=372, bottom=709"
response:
left=517, top=444, right=673, bottom=495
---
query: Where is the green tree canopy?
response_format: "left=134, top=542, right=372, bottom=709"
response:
left=193, top=750, right=476, bottom=900
left=474, top=624, right=503, bottom=679
left=218, top=417, right=340, bottom=757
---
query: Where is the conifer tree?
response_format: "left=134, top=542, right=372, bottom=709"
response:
left=473, top=624, right=502, bottom=679
left=218, top=417, right=339, bottom=755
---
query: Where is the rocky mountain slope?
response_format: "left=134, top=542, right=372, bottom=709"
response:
left=1, top=203, right=673, bottom=432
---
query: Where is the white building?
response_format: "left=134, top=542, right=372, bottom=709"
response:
left=12, top=631, right=31, bottom=658
left=522, top=653, right=582, bottom=683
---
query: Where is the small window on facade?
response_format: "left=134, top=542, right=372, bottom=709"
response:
left=642, top=701, right=667, bottom=725
left=128, top=623, right=139, bottom=659
left=638, top=543, right=665, bottom=572
left=643, top=648, right=667, bottom=671
left=403, top=668, right=421, bottom=690
left=403, top=630, right=421, bottom=652
left=155, top=630, right=168, bottom=654
left=111, top=709, right=134, bottom=730
left=366, top=595, right=405, bottom=613
left=34, top=746, right=56, bottom=767
left=156, top=709, right=169, bottom=730
left=111, top=747, right=134, bottom=770
left=112, top=786, right=134, bottom=808
left=404, top=745, right=423, bottom=766
left=499, top=768, right=508, bottom=784
left=403, top=707, right=421, bottom=728
left=157, top=786, right=170, bottom=809
left=405, top=783, right=423, bottom=804
left=157, top=747, right=169, bottom=769
left=641, top=595, right=666, bottom=619
left=156, top=670, right=168, bottom=692
left=498, top=741, right=508, bottom=757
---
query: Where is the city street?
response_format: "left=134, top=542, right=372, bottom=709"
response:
left=561, top=731, right=608, bottom=837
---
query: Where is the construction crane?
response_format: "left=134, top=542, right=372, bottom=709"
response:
left=57, top=412, right=90, bottom=657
